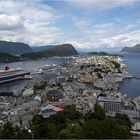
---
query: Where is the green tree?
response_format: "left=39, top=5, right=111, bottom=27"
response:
left=33, top=81, right=47, bottom=90
left=14, top=127, right=32, bottom=139
left=80, top=119, right=131, bottom=139
left=111, top=61, right=120, bottom=69
left=115, top=113, right=131, bottom=128
left=97, top=72, right=103, bottom=79
left=0, top=122, right=15, bottom=139
left=94, top=103, right=106, bottom=120
left=58, top=122, right=81, bottom=139
left=31, top=115, right=57, bottom=139
left=64, top=105, right=82, bottom=120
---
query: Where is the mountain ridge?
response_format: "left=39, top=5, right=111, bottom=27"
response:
left=121, top=44, right=140, bottom=53
left=21, top=44, right=79, bottom=59
left=0, top=40, right=33, bottom=55
left=32, top=45, right=56, bottom=52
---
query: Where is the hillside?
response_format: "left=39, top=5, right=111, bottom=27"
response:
left=0, top=52, right=20, bottom=62
left=21, top=44, right=78, bottom=59
left=121, top=44, right=140, bottom=53
left=0, top=40, right=33, bottom=55
left=32, top=45, right=56, bottom=52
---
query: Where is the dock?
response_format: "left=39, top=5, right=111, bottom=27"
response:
left=133, top=77, right=140, bottom=80
left=0, top=72, right=30, bottom=84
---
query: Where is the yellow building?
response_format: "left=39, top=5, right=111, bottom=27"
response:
left=83, top=75, right=94, bottom=84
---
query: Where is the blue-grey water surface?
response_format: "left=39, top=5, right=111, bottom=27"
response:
left=119, top=53, right=140, bottom=98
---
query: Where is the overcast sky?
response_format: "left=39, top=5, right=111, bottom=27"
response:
left=0, top=0, right=140, bottom=51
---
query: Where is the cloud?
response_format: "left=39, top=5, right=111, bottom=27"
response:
left=66, top=0, right=137, bottom=10
left=0, top=0, right=139, bottom=50
left=63, top=22, right=139, bottom=50
left=0, top=14, right=24, bottom=31
left=0, top=0, right=63, bottom=46
left=102, top=30, right=140, bottom=48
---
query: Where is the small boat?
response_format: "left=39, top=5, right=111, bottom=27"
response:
left=24, top=75, right=33, bottom=79
left=41, top=64, right=57, bottom=71
left=36, top=69, right=43, bottom=74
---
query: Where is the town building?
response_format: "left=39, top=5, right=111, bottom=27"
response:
left=98, top=96, right=122, bottom=116
left=56, top=76, right=65, bottom=84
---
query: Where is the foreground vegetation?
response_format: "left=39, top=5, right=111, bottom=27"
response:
left=0, top=104, right=131, bottom=139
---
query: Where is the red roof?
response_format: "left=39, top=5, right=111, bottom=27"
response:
left=57, top=102, right=65, bottom=108
left=47, top=104, right=63, bottom=112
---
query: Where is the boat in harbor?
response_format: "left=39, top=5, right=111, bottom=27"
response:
left=0, top=66, right=30, bottom=84
left=40, top=64, right=58, bottom=71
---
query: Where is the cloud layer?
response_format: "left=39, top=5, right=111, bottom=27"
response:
left=66, top=0, right=137, bottom=10
left=0, top=0, right=140, bottom=50
left=0, top=0, right=63, bottom=46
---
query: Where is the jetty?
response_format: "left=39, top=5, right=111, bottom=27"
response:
left=133, top=76, right=140, bottom=80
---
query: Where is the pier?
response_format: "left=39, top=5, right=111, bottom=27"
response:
left=132, top=76, right=140, bottom=80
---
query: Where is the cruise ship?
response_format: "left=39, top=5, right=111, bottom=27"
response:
left=0, top=66, right=30, bottom=84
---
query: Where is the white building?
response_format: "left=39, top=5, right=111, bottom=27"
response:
left=132, top=121, right=140, bottom=131
left=98, top=96, right=122, bottom=116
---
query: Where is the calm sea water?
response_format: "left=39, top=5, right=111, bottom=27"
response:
left=119, top=53, right=140, bottom=98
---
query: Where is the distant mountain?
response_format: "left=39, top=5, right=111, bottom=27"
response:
left=0, top=52, right=20, bottom=62
left=32, top=45, right=56, bottom=52
left=88, top=52, right=108, bottom=55
left=88, top=51, right=122, bottom=57
left=0, top=40, right=33, bottom=55
left=121, top=44, right=140, bottom=53
left=21, top=44, right=78, bottom=59
left=88, top=52, right=98, bottom=55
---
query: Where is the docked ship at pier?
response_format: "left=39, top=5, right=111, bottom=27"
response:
left=0, top=66, right=30, bottom=84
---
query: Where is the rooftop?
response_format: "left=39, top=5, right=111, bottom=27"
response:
left=98, top=96, right=121, bottom=103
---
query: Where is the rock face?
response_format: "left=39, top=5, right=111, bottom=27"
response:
left=0, top=40, right=33, bottom=55
left=22, top=44, right=79, bottom=59
left=121, top=44, right=140, bottom=53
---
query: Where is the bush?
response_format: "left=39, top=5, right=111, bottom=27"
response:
left=97, top=72, right=103, bottom=79
left=33, top=81, right=47, bottom=90
left=111, top=61, right=120, bottom=69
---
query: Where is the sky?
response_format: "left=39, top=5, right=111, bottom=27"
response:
left=0, top=0, right=140, bottom=51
